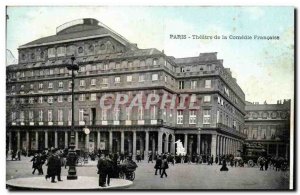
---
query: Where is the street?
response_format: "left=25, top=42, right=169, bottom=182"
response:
left=6, top=157, right=290, bottom=190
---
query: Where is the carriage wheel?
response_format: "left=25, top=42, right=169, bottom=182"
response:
left=248, top=160, right=254, bottom=167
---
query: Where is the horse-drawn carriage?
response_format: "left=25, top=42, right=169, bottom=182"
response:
left=117, top=160, right=138, bottom=181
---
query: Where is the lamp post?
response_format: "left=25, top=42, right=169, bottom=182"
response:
left=66, top=55, right=79, bottom=180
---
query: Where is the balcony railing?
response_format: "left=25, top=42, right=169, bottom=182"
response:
left=217, top=123, right=247, bottom=138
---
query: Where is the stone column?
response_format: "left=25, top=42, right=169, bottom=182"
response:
left=152, top=137, right=156, bottom=154
left=75, top=131, right=78, bottom=149
left=64, top=131, right=68, bottom=148
left=171, top=134, right=176, bottom=154
left=211, top=134, right=217, bottom=157
left=197, top=134, right=201, bottom=154
left=184, top=134, right=188, bottom=153
left=97, top=131, right=101, bottom=149
left=158, top=132, right=163, bottom=155
left=216, top=135, right=219, bottom=156
left=164, top=134, right=169, bottom=153
left=121, top=131, right=124, bottom=154
left=54, top=131, right=58, bottom=148
left=220, top=136, right=224, bottom=155
left=35, top=131, right=39, bottom=150
left=26, top=131, right=30, bottom=152
left=17, top=131, right=20, bottom=151
left=133, top=131, right=137, bottom=159
left=144, top=131, right=149, bottom=159
left=109, top=131, right=113, bottom=153
left=85, top=133, right=90, bottom=152
left=224, top=137, right=227, bottom=155
left=45, top=131, right=48, bottom=149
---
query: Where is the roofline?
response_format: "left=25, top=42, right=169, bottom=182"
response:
left=18, top=34, right=131, bottom=49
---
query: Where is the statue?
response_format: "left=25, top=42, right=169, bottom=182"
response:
left=175, top=139, right=186, bottom=156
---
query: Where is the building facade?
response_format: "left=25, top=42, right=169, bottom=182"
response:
left=6, top=18, right=246, bottom=159
left=244, top=100, right=291, bottom=159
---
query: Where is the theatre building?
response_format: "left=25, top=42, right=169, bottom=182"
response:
left=244, top=100, right=291, bottom=159
left=6, top=18, right=246, bottom=159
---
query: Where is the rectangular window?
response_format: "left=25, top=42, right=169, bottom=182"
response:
left=29, top=111, right=34, bottom=122
left=203, top=110, right=211, bottom=124
left=104, top=64, right=109, bottom=70
left=11, top=112, right=16, bottom=122
left=57, top=47, right=66, bottom=57
left=177, top=110, right=183, bottom=124
left=150, top=106, right=156, bottom=120
left=217, top=110, right=220, bottom=123
left=102, top=78, right=108, bottom=84
left=80, top=80, right=85, bottom=87
left=138, top=107, right=144, bottom=120
left=29, top=98, right=34, bottom=104
left=48, top=82, right=53, bottom=89
left=191, top=80, right=197, bottom=89
left=204, top=95, right=211, bottom=102
left=48, top=48, right=56, bottom=58
left=189, top=110, right=196, bottom=124
left=152, top=74, right=158, bottom=81
left=153, top=59, right=158, bottom=66
left=115, top=77, right=121, bottom=83
left=101, top=109, right=107, bottom=121
left=19, top=111, right=24, bottom=122
left=68, top=109, right=72, bottom=123
left=114, top=108, right=120, bottom=121
left=205, top=80, right=211, bottom=88
left=49, top=69, right=54, bottom=75
left=58, top=110, right=63, bottom=122
left=48, top=110, right=53, bottom=122
left=68, top=95, right=72, bottom=102
left=59, top=68, right=64, bottom=74
left=39, top=70, right=44, bottom=76
left=30, top=84, right=34, bottom=89
left=179, top=81, right=184, bottom=89
left=139, top=74, right=145, bottom=82
left=48, top=96, right=53, bottom=103
left=58, top=82, right=63, bottom=88
left=91, top=93, right=97, bottom=101
left=91, top=79, right=96, bottom=86
left=126, top=107, right=131, bottom=120
left=127, top=75, right=132, bottom=82
left=79, top=109, right=84, bottom=122
left=39, top=97, right=43, bottom=104
left=79, top=94, right=85, bottom=101
left=58, top=95, right=63, bottom=102
left=38, top=83, right=43, bottom=89
left=80, top=66, right=86, bottom=72
left=39, top=110, right=43, bottom=122
left=20, top=98, right=25, bottom=104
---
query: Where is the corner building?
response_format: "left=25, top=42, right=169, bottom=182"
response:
left=6, top=18, right=246, bottom=159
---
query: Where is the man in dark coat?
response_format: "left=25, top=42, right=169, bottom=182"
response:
left=154, top=155, right=162, bottom=175
left=97, top=153, right=107, bottom=187
left=160, top=155, right=169, bottom=178
left=31, top=154, right=39, bottom=175
left=45, top=151, right=57, bottom=183
left=55, top=151, right=63, bottom=181
left=105, top=155, right=114, bottom=186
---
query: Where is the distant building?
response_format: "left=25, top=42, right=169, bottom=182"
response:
left=244, top=100, right=291, bottom=159
left=6, top=18, right=246, bottom=159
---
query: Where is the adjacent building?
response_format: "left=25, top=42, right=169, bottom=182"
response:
left=244, top=100, right=291, bottom=159
left=6, top=18, right=247, bottom=159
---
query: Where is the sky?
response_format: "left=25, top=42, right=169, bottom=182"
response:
left=6, top=6, right=294, bottom=104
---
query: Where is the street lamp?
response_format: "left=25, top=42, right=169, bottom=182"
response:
left=66, top=55, right=79, bottom=180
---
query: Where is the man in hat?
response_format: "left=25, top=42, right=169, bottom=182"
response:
left=46, top=149, right=57, bottom=183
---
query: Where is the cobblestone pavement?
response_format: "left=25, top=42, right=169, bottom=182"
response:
left=6, top=157, right=290, bottom=190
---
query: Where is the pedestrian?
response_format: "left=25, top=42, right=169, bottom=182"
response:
left=154, top=155, right=162, bottom=175
left=220, top=159, right=229, bottom=171
left=38, top=153, right=45, bottom=175
left=148, top=152, right=153, bottom=163
left=55, top=150, right=63, bottom=181
left=11, top=150, right=15, bottom=161
left=97, top=153, right=107, bottom=187
left=31, top=154, right=39, bottom=175
left=105, top=154, right=113, bottom=186
left=17, top=150, right=21, bottom=161
left=259, top=157, right=265, bottom=171
left=211, top=155, right=214, bottom=165
left=160, top=155, right=169, bottom=178
left=265, top=158, right=269, bottom=171
left=187, top=154, right=191, bottom=164
left=120, top=153, right=125, bottom=163
left=45, top=150, right=57, bottom=183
